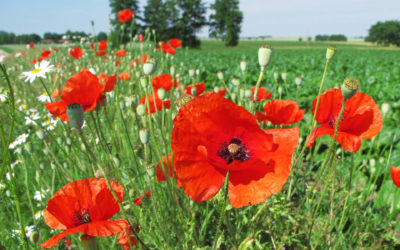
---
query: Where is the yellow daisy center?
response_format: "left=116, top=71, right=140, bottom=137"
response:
left=32, top=68, right=42, bottom=74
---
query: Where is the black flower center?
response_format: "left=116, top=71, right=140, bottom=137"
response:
left=328, top=114, right=345, bottom=128
left=73, top=209, right=91, bottom=226
left=217, top=137, right=249, bottom=164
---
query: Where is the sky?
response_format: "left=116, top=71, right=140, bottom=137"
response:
left=0, top=0, right=399, bottom=38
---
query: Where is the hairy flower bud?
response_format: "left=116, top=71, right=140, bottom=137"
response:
left=258, top=45, right=273, bottom=69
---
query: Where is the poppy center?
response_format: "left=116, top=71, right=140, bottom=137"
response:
left=32, top=68, right=42, bottom=74
left=328, top=114, right=346, bottom=128
left=73, top=209, right=91, bottom=226
left=217, top=137, right=249, bottom=164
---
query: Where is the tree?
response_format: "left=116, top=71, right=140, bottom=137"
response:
left=96, top=32, right=108, bottom=41
left=109, top=0, right=142, bottom=48
left=143, top=0, right=171, bottom=41
left=209, top=0, right=243, bottom=46
left=174, top=0, right=207, bottom=48
left=366, top=20, right=400, bottom=46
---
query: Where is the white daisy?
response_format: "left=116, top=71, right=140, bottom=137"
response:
left=34, top=210, right=43, bottom=220
left=37, top=92, right=51, bottom=103
left=15, top=52, right=22, bottom=58
left=6, top=172, right=14, bottom=180
left=0, top=92, right=7, bottom=102
left=42, top=117, right=58, bottom=131
left=25, top=113, right=40, bottom=126
left=9, top=133, right=29, bottom=149
left=34, top=189, right=49, bottom=201
left=18, top=104, right=29, bottom=112
left=10, top=159, right=22, bottom=168
left=11, top=225, right=36, bottom=238
left=21, top=60, right=54, bottom=83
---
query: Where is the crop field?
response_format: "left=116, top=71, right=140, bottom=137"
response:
left=1, top=38, right=400, bottom=249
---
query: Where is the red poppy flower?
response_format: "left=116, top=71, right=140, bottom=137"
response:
left=102, top=74, right=117, bottom=93
left=115, top=60, right=121, bottom=67
left=139, top=34, right=144, bottom=43
left=29, top=42, right=34, bottom=49
left=41, top=178, right=132, bottom=248
left=51, top=86, right=62, bottom=99
left=210, top=88, right=227, bottom=96
left=152, top=74, right=177, bottom=91
left=115, top=49, right=126, bottom=58
left=131, top=59, right=138, bottom=68
left=256, top=100, right=304, bottom=125
left=307, top=89, right=383, bottom=153
left=168, top=39, right=182, bottom=48
left=118, top=72, right=130, bottom=81
left=185, top=82, right=206, bottom=96
left=161, top=42, right=175, bottom=55
left=98, top=40, right=107, bottom=51
left=70, top=47, right=83, bottom=59
left=96, top=50, right=107, bottom=57
left=90, top=42, right=95, bottom=50
left=118, top=226, right=138, bottom=249
left=98, top=72, right=108, bottom=83
left=32, top=58, right=37, bottom=64
left=45, top=70, right=105, bottom=121
left=53, top=48, right=59, bottom=53
left=138, top=94, right=171, bottom=115
left=156, top=154, right=174, bottom=182
left=251, top=87, right=271, bottom=101
left=391, top=167, right=400, bottom=188
left=140, top=55, right=148, bottom=64
left=171, top=93, right=299, bottom=208
left=41, top=50, right=51, bottom=59
left=118, top=9, right=134, bottom=22
left=133, top=191, right=151, bottom=206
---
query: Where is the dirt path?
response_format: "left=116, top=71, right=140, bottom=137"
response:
left=0, top=49, right=9, bottom=62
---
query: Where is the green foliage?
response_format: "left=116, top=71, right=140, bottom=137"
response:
left=315, top=34, right=347, bottom=41
left=144, top=0, right=172, bottom=42
left=43, top=32, right=62, bottom=42
left=0, top=33, right=41, bottom=45
left=366, top=20, right=400, bottom=46
left=209, top=0, right=243, bottom=47
left=96, top=32, right=108, bottom=41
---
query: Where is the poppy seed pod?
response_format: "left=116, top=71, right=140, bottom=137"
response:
left=139, top=128, right=150, bottom=144
left=273, top=71, right=279, bottom=82
left=170, top=65, right=176, bottom=76
left=326, top=45, right=337, bottom=60
left=278, top=86, right=283, bottom=95
left=66, top=103, right=84, bottom=131
left=295, top=76, right=302, bottom=87
left=217, top=71, right=224, bottom=81
left=244, top=89, right=252, bottom=98
left=196, top=69, right=200, bottom=76
left=136, top=104, right=146, bottom=116
left=240, top=59, right=247, bottom=73
left=189, top=68, right=195, bottom=78
left=341, top=78, right=359, bottom=100
left=143, top=58, right=157, bottom=75
left=157, top=88, right=166, bottom=100
left=213, top=86, right=220, bottom=93
left=381, top=102, right=390, bottom=116
left=258, top=45, right=273, bottom=69
left=281, top=71, right=287, bottom=82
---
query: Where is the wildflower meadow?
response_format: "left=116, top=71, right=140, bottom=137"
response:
left=1, top=8, right=400, bottom=250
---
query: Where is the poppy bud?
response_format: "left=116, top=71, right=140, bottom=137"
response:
left=217, top=71, right=224, bottom=81
left=341, top=78, right=359, bottom=100
left=240, top=59, right=247, bottom=73
left=143, top=58, right=157, bottom=75
left=142, top=76, right=154, bottom=88
left=157, top=88, right=166, bottom=100
left=136, top=104, right=146, bottom=116
left=170, top=65, right=176, bottom=76
left=258, top=45, right=273, bottom=69
left=189, top=68, right=195, bottom=78
left=244, top=89, right=252, bottom=98
left=381, top=102, right=390, bottom=116
left=326, top=45, right=337, bottom=60
left=35, top=129, right=46, bottom=140
left=196, top=69, right=200, bottom=76
left=139, top=128, right=149, bottom=144
left=146, top=163, right=155, bottom=177
left=278, top=86, right=283, bottom=95
left=295, top=76, right=302, bottom=87
left=190, top=87, right=197, bottom=96
left=66, top=103, right=84, bottom=132
left=273, top=71, right=279, bottom=82
left=232, top=78, right=240, bottom=86
left=281, top=71, right=287, bottom=82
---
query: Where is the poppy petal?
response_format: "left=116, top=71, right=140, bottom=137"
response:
left=391, top=167, right=400, bottom=188
left=45, top=100, right=68, bottom=121
left=311, top=89, right=342, bottom=125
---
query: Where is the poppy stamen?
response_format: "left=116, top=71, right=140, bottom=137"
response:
left=218, top=137, right=249, bottom=164
left=73, top=209, right=91, bottom=226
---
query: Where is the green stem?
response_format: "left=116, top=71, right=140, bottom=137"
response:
left=251, top=67, right=265, bottom=114
left=212, top=171, right=230, bottom=250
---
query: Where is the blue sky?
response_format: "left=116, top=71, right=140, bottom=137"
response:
left=0, top=0, right=399, bottom=38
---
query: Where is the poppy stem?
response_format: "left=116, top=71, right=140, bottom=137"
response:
left=337, top=153, right=355, bottom=233
left=251, top=67, right=265, bottom=114
left=212, top=171, right=230, bottom=250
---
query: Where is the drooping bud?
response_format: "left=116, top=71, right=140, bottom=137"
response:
left=341, top=78, right=359, bottom=100
left=143, top=58, right=157, bottom=75
left=66, top=103, right=84, bottom=132
left=217, top=71, right=224, bottom=81
left=189, top=68, right=195, bottom=78
left=140, top=76, right=148, bottom=89
left=232, top=78, right=240, bottom=86
left=157, top=88, right=166, bottom=100
left=381, top=102, right=390, bottom=116
left=139, top=128, right=150, bottom=144
left=326, top=45, right=337, bottom=60
left=281, top=71, right=287, bottom=82
left=258, top=45, right=273, bottom=69
left=295, top=76, right=302, bottom=87
left=240, top=59, right=247, bottom=73
left=136, top=104, right=146, bottom=116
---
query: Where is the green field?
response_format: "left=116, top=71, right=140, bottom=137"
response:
left=1, top=39, right=400, bottom=249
